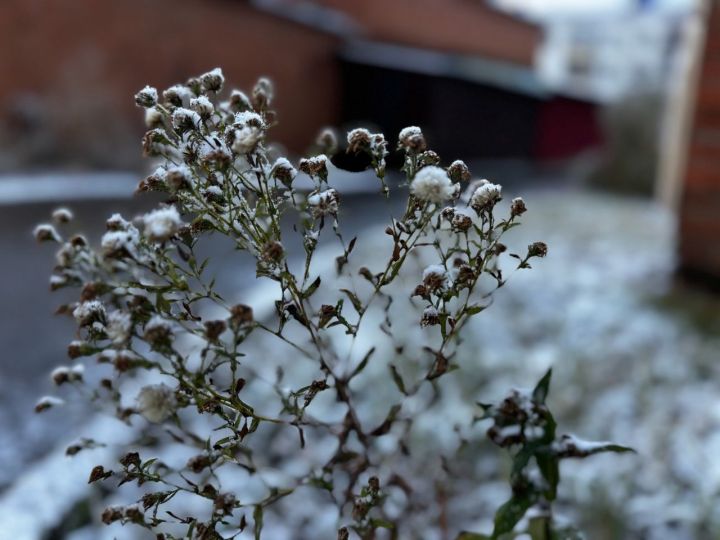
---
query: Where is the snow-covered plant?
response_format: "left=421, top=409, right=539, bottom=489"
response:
left=35, top=68, right=632, bottom=539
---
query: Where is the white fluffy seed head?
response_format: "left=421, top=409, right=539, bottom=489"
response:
left=410, top=166, right=457, bottom=204
left=142, top=206, right=183, bottom=242
left=106, top=311, right=132, bottom=345
left=136, top=384, right=176, bottom=423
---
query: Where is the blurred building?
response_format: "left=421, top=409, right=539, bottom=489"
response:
left=0, top=0, right=603, bottom=171
left=536, top=10, right=686, bottom=102
left=497, top=0, right=693, bottom=102
left=676, top=0, right=720, bottom=284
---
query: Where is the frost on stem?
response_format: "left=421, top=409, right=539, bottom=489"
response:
left=28, top=68, right=636, bottom=540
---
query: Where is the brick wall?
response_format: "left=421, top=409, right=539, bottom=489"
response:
left=313, top=0, right=540, bottom=66
left=0, top=0, right=340, bottom=166
left=680, top=1, right=720, bottom=282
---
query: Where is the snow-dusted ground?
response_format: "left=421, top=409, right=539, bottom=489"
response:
left=3, top=187, right=720, bottom=539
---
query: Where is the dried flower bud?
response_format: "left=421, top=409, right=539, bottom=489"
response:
left=347, top=128, right=372, bottom=154
left=229, top=89, right=252, bottom=112
left=316, top=128, right=338, bottom=154
left=368, top=476, right=380, bottom=494
left=451, top=210, right=473, bottom=232
left=511, top=197, right=527, bottom=217
left=307, top=188, right=339, bottom=217
left=66, top=444, right=83, bottom=456
left=262, top=241, right=285, bottom=263
left=101, top=506, right=124, bottom=525
left=119, top=452, right=141, bottom=468
left=214, top=492, right=237, bottom=516
left=163, top=84, right=191, bottom=107
left=203, top=185, right=225, bottom=205
left=412, top=284, right=428, bottom=298
left=50, top=275, right=69, bottom=290
left=358, top=266, right=375, bottom=282
left=88, top=465, right=112, bottom=483
left=422, top=264, right=450, bottom=292
left=398, top=126, right=427, bottom=152
left=270, top=157, right=297, bottom=186
left=528, top=241, right=548, bottom=258
left=234, top=110, right=265, bottom=129
left=421, top=306, right=440, bottom=327
left=171, top=107, right=201, bottom=133
left=454, top=264, right=475, bottom=287
left=200, top=67, right=225, bottom=93
left=52, top=207, right=73, bottom=224
left=124, top=505, right=144, bottom=523
left=447, top=160, right=471, bottom=182
left=165, top=165, right=192, bottom=191
left=204, top=320, right=227, bottom=342
left=51, top=365, right=83, bottom=385
left=34, top=224, right=60, bottom=243
left=35, top=396, right=64, bottom=413
left=190, top=96, right=214, bottom=119
left=299, top=154, right=329, bottom=179
left=187, top=454, right=212, bottom=473
left=135, top=85, right=158, bottom=108
left=142, top=128, right=171, bottom=157
left=73, top=300, right=106, bottom=327
left=418, top=150, right=441, bottom=166
left=112, top=350, right=139, bottom=373
left=106, top=213, right=131, bottom=231
left=67, top=340, right=93, bottom=359
left=229, top=304, right=254, bottom=328
left=70, top=234, right=87, bottom=247
left=252, top=77, right=273, bottom=109
left=144, top=316, right=173, bottom=349
left=493, top=243, right=507, bottom=256
left=469, top=181, right=502, bottom=213
left=441, top=207, right=456, bottom=220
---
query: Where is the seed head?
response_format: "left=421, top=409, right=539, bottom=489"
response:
left=135, top=85, right=158, bottom=108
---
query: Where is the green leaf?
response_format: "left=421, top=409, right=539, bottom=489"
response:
left=532, top=369, right=552, bottom=404
left=340, top=288, right=363, bottom=314
left=370, top=404, right=402, bottom=436
left=536, top=451, right=560, bottom=501
left=456, top=533, right=491, bottom=540
left=156, top=291, right=170, bottom=314
left=492, top=493, right=534, bottom=538
left=558, top=437, right=636, bottom=458
left=302, top=276, right=321, bottom=299
left=389, top=364, right=407, bottom=395
left=370, top=518, right=395, bottom=529
left=253, top=505, right=263, bottom=540
left=350, top=347, right=375, bottom=379
left=465, top=304, right=487, bottom=316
